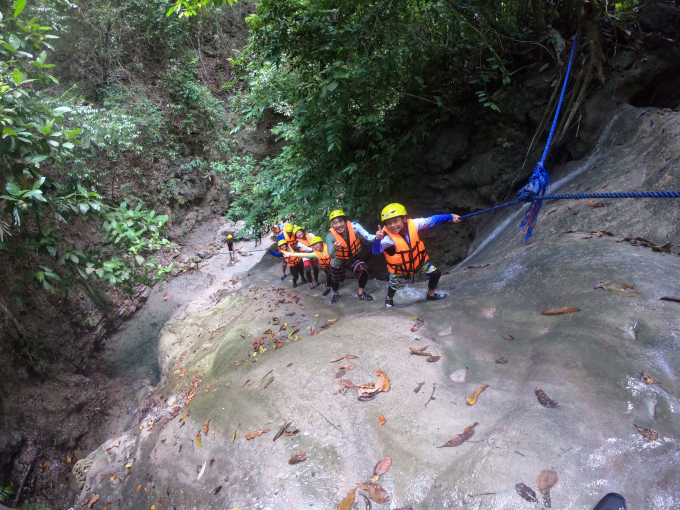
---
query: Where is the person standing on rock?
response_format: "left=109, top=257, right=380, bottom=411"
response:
left=326, top=210, right=376, bottom=305
left=374, top=203, right=461, bottom=308
left=276, top=239, right=306, bottom=288
left=292, top=226, right=320, bottom=288
left=226, top=234, right=235, bottom=262
left=289, top=236, right=333, bottom=295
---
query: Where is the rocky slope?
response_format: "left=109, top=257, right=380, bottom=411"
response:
left=74, top=103, right=680, bottom=509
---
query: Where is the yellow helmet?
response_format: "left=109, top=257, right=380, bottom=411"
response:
left=381, top=203, right=407, bottom=221
left=277, top=239, right=288, bottom=247
left=329, top=209, right=346, bottom=221
left=285, top=224, right=294, bottom=233
left=227, top=234, right=233, bottom=239
left=293, top=226, right=304, bottom=235
left=310, top=236, right=323, bottom=244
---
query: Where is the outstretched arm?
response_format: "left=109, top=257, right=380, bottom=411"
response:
left=351, top=222, right=377, bottom=242
left=413, top=214, right=462, bottom=231
left=268, top=248, right=282, bottom=257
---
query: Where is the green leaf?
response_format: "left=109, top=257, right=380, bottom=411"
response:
left=11, top=68, right=23, bottom=85
left=326, top=81, right=339, bottom=92
left=135, top=254, right=144, bottom=265
left=3, top=127, right=18, bottom=136
left=13, top=0, right=27, bottom=18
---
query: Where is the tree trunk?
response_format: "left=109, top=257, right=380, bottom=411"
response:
left=532, top=0, right=547, bottom=33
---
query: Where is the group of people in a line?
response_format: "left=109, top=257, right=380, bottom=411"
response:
left=267, top=204, right=461, bottom=306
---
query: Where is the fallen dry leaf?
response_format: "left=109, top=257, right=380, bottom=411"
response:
left=87, top=494, right=100, bottom=509
left=439, top=422, right=478, bottom=447
left=410, top=323, right=422, bottom=332
left=196, top=432, right=202, bottom=448
left=338, top=488, right=357, bottom=510
left=426, top=355, right=441, bottom=363
left=339, top=379, right=357, bottom=389
left=466, top=384, right=489, bottom=405
left=203, top=419, right=211, bottom=435
left=378, top=414, right=386, bottom=426
left=245, top=428, right=270, bottom=440
left=503, top=334, right=515, bottom=341
left=537, top=469, right=558, bottom=508
left=288, top=451, right=307, bottom=464
left=373, top=457, right=392, bottom=476
left=231, top=429, right=237, bottom=442
left=414, top=382, right=425, bottom=393
left=495, top=357, right=508, bottom=364
left=212, top=485, right=222, bottom=495
left=598, top=281, right=639, bottom=297
left=346, top=355, right=358, bottom=359
left=535, top=389, right=559, bottom=408
left=541, top=307, right=580, bottom=316
left=410, top=345, right=430, bottom=356
left=339, top=364, right=355, bottom=370
left=66, top=454, right=72, bottom=464
left=283, top=428, right=299, bottom=436
left=330, top=356, right=345, bottom=363
left=335, top=369, right=346, bottom=378
left=42, top=461, right=50, bottom=469
left=635, top=424, right=658, bottom=441
left=136, top=484, right=142, bottom=493
left=660, top=296, right=680, bottom=303
left=359, top=482, right=390, bottom=503
left=376, top=369, right=390, bottom=392
left=515, top=483, right=538, bottom=503
left=640, top=371, right=658, bottom=384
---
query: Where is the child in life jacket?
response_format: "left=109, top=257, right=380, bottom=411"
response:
left=373, top=203, right=461, bottom=307
left=287, top=236, right=333, bottom=296
left=275, top=224, right=297, bottom=282
left=292, top=226, right=320, bottom=288
left=275, top=239, right=306, bottom=288
left=325, top=210, right=376, bottom=305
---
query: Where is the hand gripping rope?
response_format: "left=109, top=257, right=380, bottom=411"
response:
left=456, top=33, right=680, bottom=239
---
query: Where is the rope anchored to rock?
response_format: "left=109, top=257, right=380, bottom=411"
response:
left=457, top=33, right=680, bottom=240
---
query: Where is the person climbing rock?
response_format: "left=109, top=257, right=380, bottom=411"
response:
left=276, top=239, right=305, bottom=288
left=325, top=210, right=376, bottom=305
left=226, top=234, right=235, bottom=262
left=271, top=224, right=282, bottom=235
left=374, top=203, right=461, bottom=307
left=292, top=236, right=332, bottom=295
left=293, top=226, right=320, bottom=288
left=275, top=224, right=296, bottom=280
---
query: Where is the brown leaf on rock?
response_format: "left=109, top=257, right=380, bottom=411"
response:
left=660, top=296, right=680, bottom=303
left=502, top=334, right=515, bottom=341
left=640, top=371, right=658, bottom=384
left=598, top=281, right=639, bottom=297
left=635, top=424, right=659, bottom=441
left=466, top=384, right=489, bottom=405
left=330, top=356, right=345, bottom=363
left=203, top=419, right=210, bottom=435
left=375, top=369, right=390, bottom=392
left=410, top=345, right=430, bottom=356
left=339, top=379, right=357, bottom=389
left=537, top=469, right=558, bottom=493
left=335, top=369, right=346, bottom=378
left=245, top=428, right=270, bottom=440
left=378, top=414, right=386, bottom=425
left=438, top=422, right=478, bottom=447
left=283, top=428, right=299, bottom=436
left=373, top=457, right=392, bottom=476
left=346, top=355, right=359, bottom=359
left=195, top=432, right=202, bottom=448
left=535, top=389, right=559, bottom=408
left=410, top=323, right=422, bottom=332
left=338, top=488, right=357, bottom=510
left=339, top=364, right=355, bottom=370
left=288, top=451, right=307, bottom=464
left=414, top=382, right=425, bottom=393
left=495, top=357, right=508, bottom=364
left=426, top=355, right=441, bottom=362
left=264, top=376, right=275, bottom=388
left=212, top=485, right=222, bottom=495
left=515, top=483, right=538, bottom=503
left=87, top=494, right=100, bottom=509
left=541, top=307, right=580, bottom=316
left=359, top=482, right=390, bottom=503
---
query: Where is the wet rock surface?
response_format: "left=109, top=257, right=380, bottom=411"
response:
left=77, top=105, right=680, bottom=509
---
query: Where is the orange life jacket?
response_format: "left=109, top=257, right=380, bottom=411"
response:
left=283, top=252, right=302, bottom=267
left=272, top=226, right=281, bottom=234
left=383, top=219, right=429, bottom=275
left=296, top=232, right=314, bottom=248
left=329, top=222, right=361, bottom=260
left=283, top=230, right=296, bottom=245
left=314, top=244, right=331, bottom=269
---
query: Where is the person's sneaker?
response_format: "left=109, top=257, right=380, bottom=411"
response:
left=281, top=275, right=286, bottom=281
left=322, top=288, right=332, bottom=296
left=309, top=282, right=318, bottom=289
left=293, top=281, right=298, bottom=288
left=384, top=298, right=393, bottom=308
left=313, top=280, right=320, bottom=287
left=331, top=294, right=341, bottom=305
left=426, top=292, right=448, bottom=301
left=357, top=292, right=374, bottom=301
left=593, top=493, right=627, bottom=510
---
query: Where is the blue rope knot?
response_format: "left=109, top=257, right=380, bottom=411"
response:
left=518, top=161, right=550, bottom=242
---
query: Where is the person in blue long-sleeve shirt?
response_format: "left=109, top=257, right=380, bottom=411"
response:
left=373, top=203, right=461, bottom=307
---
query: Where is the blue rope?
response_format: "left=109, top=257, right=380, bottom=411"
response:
left=458, top=191, right=680, bottom=221
left=518, top=33, right=579, bottom=242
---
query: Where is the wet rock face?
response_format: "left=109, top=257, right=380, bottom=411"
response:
left=77, top=102, right=680, bottom=509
